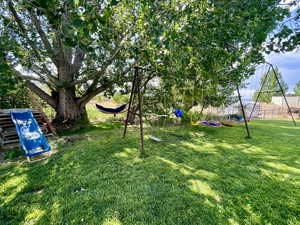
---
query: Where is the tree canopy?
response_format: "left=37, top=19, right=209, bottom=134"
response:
left=0, top=0, right=291, bottom=129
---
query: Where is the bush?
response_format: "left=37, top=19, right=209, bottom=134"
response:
left=0, top=85, right=31, bottom=109
left=94, top=94, right=105, bottom=103
left=112, top=92, right=129, bottom=104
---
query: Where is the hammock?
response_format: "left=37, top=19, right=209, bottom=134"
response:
left=11, top=110, right=51, bottom=157
left=96, top=104, right=127, bottom=115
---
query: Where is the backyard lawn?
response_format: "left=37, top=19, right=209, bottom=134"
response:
left=0, top=120, right=299, bottom=225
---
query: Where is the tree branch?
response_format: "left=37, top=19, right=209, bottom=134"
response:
left=72, top=47, right=85, bottom=75
left=77, top=83, right=113, bottom=107
left=19, top=74, right=53, bottom=87
left=11, top=68, right=57, bottom=109
left=7, top=0, right=42, bottom=61
left=25, top=81, right=57, bottom=109
left=28, top=10, right=59, bottom=66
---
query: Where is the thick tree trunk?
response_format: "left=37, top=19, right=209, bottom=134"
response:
left=52, top=88, right=89, bottom=131
left=52, top=64, right=89, bottom=131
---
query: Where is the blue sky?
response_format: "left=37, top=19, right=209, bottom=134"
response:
left=240, top=51, right=300, bottom=99
left=266, top=52, right=300, bottom=91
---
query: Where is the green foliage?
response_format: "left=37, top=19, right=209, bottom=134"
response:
left=1, top=120, right=300, bottom=224
left=252, top=67, right=288, bottom=103
left=294, top=80, right=300, bottom=96
left=0, top=85, right=31, bottom=109
left=267, top=3, right=300, bottom=53
left=0, top=0, right=290, bottom=126
left=112, top=92, right=129, bottom=104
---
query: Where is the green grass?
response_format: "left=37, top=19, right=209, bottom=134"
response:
left=1, top=120, right=300, bottom=225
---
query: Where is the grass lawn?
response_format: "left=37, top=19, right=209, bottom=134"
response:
left=0, top=120, right=300, bottom=225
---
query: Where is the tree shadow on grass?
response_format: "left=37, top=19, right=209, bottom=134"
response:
left=0, top=120, right=299, bottom=225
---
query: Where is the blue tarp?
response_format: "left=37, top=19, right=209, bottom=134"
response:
left=11, top=110, right=51, bottom=157
left=174, top=109, right=183, bottom=118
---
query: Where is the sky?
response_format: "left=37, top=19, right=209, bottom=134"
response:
left=240, top=51, right=300, bottom=100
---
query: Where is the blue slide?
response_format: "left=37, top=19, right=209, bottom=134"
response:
left=11, top=110, right=51, bottom=157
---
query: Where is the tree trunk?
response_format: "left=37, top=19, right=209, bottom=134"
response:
left=52, top=64, right=89, bottom=131
left=52, top=87, right=89, bottom=131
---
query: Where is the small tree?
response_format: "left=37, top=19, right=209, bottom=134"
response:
left=253, top=67, right=288, bottom=103
left=294, top=80, right=300, bottom=96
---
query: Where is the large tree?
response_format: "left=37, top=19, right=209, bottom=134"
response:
left=0, top=0, right=289, bottom=129
left=0, top=0, right=143, bottom=129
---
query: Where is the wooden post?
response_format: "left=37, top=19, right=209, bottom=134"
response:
left=236, top=85, right=251, bottom=138
left=123, top=72, right=137, bottom=138
left=123, top=66, right=145, bottom=156
left=136, top=71, right=145, bottom=155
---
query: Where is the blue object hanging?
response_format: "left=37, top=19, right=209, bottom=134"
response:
left=96, top=104, right=127, bottom=114
left=174, top=109, right=183, bottom=118
left=11, top=110, right=51, bottom=157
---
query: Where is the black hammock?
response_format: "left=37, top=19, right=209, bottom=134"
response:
left=95, top=104, right=127, bottom=116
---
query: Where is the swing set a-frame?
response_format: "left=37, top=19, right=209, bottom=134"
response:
left=249, top=62, right=297, bottom=126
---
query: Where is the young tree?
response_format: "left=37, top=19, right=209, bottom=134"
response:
left=294, top=80, right=300, bottom=96
left=253, top=67, right=288, bottom=103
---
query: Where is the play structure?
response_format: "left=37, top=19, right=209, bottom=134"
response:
left=123, top=66, right=146, bottom=154
left=249, top=63, right=296, bottom=126
left=10, top=110, right=52, bottom=161
left=0, top=109, right=54, bottom=150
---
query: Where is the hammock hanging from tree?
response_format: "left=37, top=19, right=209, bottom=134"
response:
left=95, top=104, right=127, bottom=116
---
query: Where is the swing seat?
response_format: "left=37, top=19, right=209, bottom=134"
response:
left=201, top=120, right=222, bottom=128
left=220, top=121, right=236, bottom=127
left=148, top=135, right=162, bottom=142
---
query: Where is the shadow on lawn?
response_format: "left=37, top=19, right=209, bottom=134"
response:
left=0, top=120, right=299, bottom=225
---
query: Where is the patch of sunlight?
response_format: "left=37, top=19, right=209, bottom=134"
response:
left=114, top=152, right=130, bottom=158
left=194, top=169, right=218, bottom=179
left=217, top=143, right=234, bottom=150
left=265, top=162, right=300, bottom=174
left=242, top=146, right=265, bottom=154
left=204, top=198, right=215, bottom=207
left=0, top=174, right=27, bottom=206
left=228, top=218, right=239, bottom=225
left=243, top=204, right=261, bottom=224
left=102, top=217, right=122, bottom=225
left=51, top=202, right=61, bottom=217
left=188, top=179, right=221, bottom=201
left=189, top=131, right=206, bottom=138
left=158, top=157, right=178, bottom=169
left=264, top=155, right=279, bottom=160
left=180, top=142, right=218, bottom=153
left=25, top=209, right=45, bottom=225
left=179, top=167, right=192, bottom=176
left=259, top=168, right=273, bottom=176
